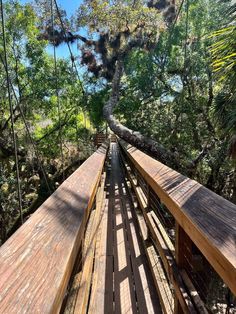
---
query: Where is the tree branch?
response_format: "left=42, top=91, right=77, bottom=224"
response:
left=103, top=60, right=181, bottom=170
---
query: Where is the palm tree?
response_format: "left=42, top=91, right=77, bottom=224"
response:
left=211, top=2, right=236, bottom=159
left=210, top=1, right=236, bottom=204
left=211, top=3, right=236, bottom=89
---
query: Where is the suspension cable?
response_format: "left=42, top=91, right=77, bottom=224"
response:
left=53, top=0, right=90, bottom=145
left=0, top=53, right=52, bottom=194
left=17, top=107, right=52, bottom=193
left=0, top=0, right=23, bottom=224
left=53, top=0, right=85, bottom=95
left=50, top=0, right=65, bottom=181
left=180, top=0, right=189, bottom=124
left=184, top=0, right=189, bottom=70
left=171, top=0, right=185, bottom=33
left=161, top=0, right=186, bottom=70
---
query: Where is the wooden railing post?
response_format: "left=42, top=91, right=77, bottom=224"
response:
left=175, top=222, right=193, bottom=313
left=146, top=184, right=153, bottom=240
left=175, top=223, right=185, bottom=313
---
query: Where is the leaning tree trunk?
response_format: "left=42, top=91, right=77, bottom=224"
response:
left=103, top=60, right=182, bottom=170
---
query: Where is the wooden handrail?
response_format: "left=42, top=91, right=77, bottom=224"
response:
left=119, top=140, right=236, bottom=298
left=0, top=143, right=108, bottom=314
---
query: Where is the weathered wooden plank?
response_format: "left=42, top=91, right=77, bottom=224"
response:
left=147, top=244, right=174, bottom=314
left=126, top=164, right=175, bottom=257
left=63, top=207, right=97, bottom=314
left=87, top=206, right=104, bottom=314
left=150, top=211, right=175, bottom=257
left=88, top=143, right=162, bottom=314
left=88, top=146, right=116, bottom=314
left=147, top=212, right=196, bottom=314
left=119, top=149, right=168, bottom=314
left=119, top=139, right=236, bottom=297
left=0, top=144, right=108, bottom=314
left=63, top=174, right=108, bottom=314
left=68, top=211, right=96, bottom=314
left=110, top=143, right=138, bottom=313
left=88, top=148, right=114, bottom=314
left=180, top=270, right=208, bottom=314
left=121, top=197, right=162, bottom=314
left=73, top=173, right=107, bottom=314
left=63, top=272, right=82, bottom=314
left=113, top=197, right=137, bottom=313
left=88, top=199, right=113, bottom=314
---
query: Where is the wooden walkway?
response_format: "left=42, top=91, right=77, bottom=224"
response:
left=0, top=141, right=235, bottom=313
left=65, top=143, right=162, bottom=313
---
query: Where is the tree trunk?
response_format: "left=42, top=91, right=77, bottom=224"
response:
left=103, top=60, right=182, bottom=170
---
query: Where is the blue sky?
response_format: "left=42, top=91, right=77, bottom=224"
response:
left=53, top=0, right=82, bottom=17
left=20, top=0, right=83, bottom=58
left=20, top=0, right=82, bottom=17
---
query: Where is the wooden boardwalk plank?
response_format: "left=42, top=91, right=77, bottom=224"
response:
left=72, top=174, right=107, bottom=314
left=146, top=244, right=174, bottom=314
left=113, top=197, right=137, bottom=313
left=88, top=199, right=114, bottom=314
left=88, top=159, right=114, bottom=314
left=111, top=143, right=161, bottom=314
left=120, top=153, right=172, bottom=314
left=88, top=143, right=162, bottom=314
left=121, top=197, right=162, bottom=314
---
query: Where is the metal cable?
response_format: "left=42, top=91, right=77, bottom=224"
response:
left=161, top=0, right=186, bottom=70
left=0, top=54, right=52, bottom=194
left=184, top=0, right=189, bottom=69
left=0, top=0, right=23, bottom=224
left=53, top=0, right=85, bottom=95
left=50, top=0, right=65, bottom=181
left=53, top=0, right=91, bottom=145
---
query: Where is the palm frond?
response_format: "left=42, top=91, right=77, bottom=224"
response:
left=210, top=3, right=236, bottom=87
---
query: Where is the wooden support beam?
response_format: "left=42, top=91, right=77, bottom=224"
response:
left=174, top=223, right=190, bottom=314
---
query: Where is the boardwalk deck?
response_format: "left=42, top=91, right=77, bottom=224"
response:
left=0, top=140, right=235, bottom=313
left=66, top=143, right=162, bottom=314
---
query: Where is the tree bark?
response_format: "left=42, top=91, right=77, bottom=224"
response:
left=103, top=60, right=181, bottom=170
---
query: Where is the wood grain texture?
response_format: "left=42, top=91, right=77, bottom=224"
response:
left=73, top=174, right=106, bottom=314
left=147, top=244, right=174, bottom=314
left=0, top=144, right=108, bottom=314
left=119, top=139, right=236, bottom=296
